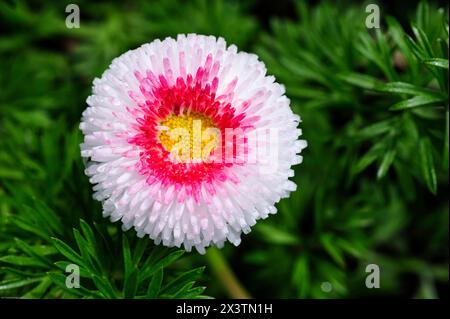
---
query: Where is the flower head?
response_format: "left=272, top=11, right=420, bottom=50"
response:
left=80, top=34, right=306, bottom=253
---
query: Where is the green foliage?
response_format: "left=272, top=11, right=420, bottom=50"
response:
left=1, top=0, right=257, bottom=299
left=0, top=0, right=448, bottom=299
left=0, top=195, right=206, bottom=298
left=249, top=0, right=448, bottom=298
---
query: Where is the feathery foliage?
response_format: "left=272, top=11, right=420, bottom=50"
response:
left=248, top=0, right=448, bottom=298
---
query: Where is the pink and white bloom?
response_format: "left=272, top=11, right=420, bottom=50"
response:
left=80, top=34, right=306, bottom=253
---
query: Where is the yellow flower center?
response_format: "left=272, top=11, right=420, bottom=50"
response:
left=158, top=112, right=220, bottom=162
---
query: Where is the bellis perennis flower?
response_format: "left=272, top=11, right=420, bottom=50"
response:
left=80, top=34, right=306, bottom=253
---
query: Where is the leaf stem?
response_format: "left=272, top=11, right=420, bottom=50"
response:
left=205, top=247, right=251, bottom=299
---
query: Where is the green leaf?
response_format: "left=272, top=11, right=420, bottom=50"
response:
left=133, top=239, right=148, bottom=265
left=140, top=250, right=184, bottom=282
left=352, top=143, right=384, bottom=175
left=159, top=267, right=205, bottom=296
left=0, top=255, right=48, bottom=268
left=405, top=34, right=426, bottom=60
left=180, top=286, right=207, bottom=299
left=0, top=277, right=42, bottom=291
left=377, top=148, right=397, bottom=179
left=356, top=120, right=393, bottom=140
left=338, top=72, right=382, bottom=90
left=123, top=236, right=133, bottom=278
left=72, top=229, right=99, bottom=274
left=424, top=58, right=449, bottom=69
left=320, top=234, right=345, bottom=268
left=22, top=277, right=52, bottom=298
left=122, top=236, right=138, bottom=298
left=378, top=82, right=439, bottom=95
left=411, top=24, right=434, bottom=58
left=389, top=95, right=444, bottom=111
left=419, top=137, right=437, bottom=194
left=33, top=199, right=63, bottom=233
left=146, top=268, right=163, bottom=298
left=14, top=238, right=54, bottom=268
left=386, top=16, right=418, bottom=80
left=0, top=266, right=43, bottom=278
left=73, top=229, right=91, bottom=259
left=51, top=237, right=84, bottom=266
left=336, top=238, right=365, bottom=258
left=92, top=274, right=118, bottom=299
left=170, top=281, right=197, bottom=298
left=123, top=270, right=138, bottom=299
left=79, top=219, right=97, bottom=255
left=292, top=255, right=309, bottom=298
left=255, top=223, right=300, bottom=245
left=9, top=217, right=47, bottom=241
left=0, top=168, right=23, bottom=179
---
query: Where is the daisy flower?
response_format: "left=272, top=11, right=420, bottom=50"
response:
left=80, top=34, right=306, bottom=253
